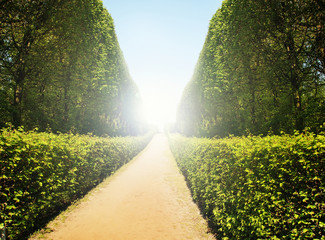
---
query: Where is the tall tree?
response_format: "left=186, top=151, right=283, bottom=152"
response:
left=0, top=0, right=145, bottom=136
left=177, top=0, right=325, bottom=137
left=0, top=0, right=65, bottom=127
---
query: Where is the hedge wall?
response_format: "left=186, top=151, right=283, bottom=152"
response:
left=169, top=132, right=325, bottom=239
left=0, top=127, right=152, bottom=239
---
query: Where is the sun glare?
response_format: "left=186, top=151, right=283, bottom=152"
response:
left=141, top=92, right=176, bottom=132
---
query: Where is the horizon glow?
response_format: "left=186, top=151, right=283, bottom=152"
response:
left=103, top=0, right=223, bottom=128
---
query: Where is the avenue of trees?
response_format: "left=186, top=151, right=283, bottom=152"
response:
left=0, top=0, right=144, bottom=136
left=177, top=0, right=325, bottom=137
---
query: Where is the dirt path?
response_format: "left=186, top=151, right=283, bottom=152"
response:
left=31, top=134, right=214, bottom=240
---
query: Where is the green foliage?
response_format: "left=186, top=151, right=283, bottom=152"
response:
left=0, top=0, right=145, bottom=136
left=169, top=132, right=325, bottom=239
left=0, top=127, right=152, bottom=239
left=177, top=0, right=325, bottom=137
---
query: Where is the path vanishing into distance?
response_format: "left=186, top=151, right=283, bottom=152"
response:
left=30, top=134, right=214, bottom=240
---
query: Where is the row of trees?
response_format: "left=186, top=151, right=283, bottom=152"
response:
left=177, top=0, right=325, bottom=137
left=0, top=0, right=144, bottom=136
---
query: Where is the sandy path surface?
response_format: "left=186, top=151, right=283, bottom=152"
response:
left=31, top=134, right=214, bottom=240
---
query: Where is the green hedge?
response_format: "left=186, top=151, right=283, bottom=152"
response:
left=0, top=127, right=152, bottom=239
left=169, top=132, right=325, bottom=239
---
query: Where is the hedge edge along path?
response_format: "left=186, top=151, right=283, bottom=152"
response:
left=0, top=127, right=153, bottom=240
left=169, top=132, right=325, bottom=239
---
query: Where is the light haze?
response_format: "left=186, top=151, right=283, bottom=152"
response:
left=102, top=0, right=223, bottom=128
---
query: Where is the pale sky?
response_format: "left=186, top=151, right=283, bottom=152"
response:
left=102, top=0, right=223, bottom=127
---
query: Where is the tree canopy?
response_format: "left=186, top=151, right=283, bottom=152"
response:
left=0, top=0, right=145, bottom=136
left=177, top=0, right=325, bottom=137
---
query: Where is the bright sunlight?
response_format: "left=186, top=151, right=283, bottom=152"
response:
left=141, top=91, right=177, bottom=132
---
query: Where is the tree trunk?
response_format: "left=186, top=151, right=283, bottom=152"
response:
left=11, top=26, right=34, bottom=127
left=286, top=32, right=304, bottom=131
left=292, top=85, right=304, bottom=131
left=12, top=66, right=25, bottom=127
left=63, top=80, right=69, bottom=130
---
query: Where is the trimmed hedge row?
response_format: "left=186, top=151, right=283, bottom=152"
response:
left=0, top=127, right=152, bottom=240
left=169, top=132, right=325, bottom=239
